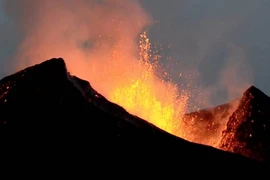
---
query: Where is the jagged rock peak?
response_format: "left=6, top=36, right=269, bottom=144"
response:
left=0, top=58, right=67, bottom=84
left=38, top=57, right=66, bottom=69
left=243, top=85, right=268, bottom=99
left=35, top=58, right=67, bottom=78
left=219, top=85, right=270, bottom=161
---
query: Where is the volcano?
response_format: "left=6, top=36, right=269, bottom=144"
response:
left=219, top=86, right=270, bottom=161
left=181, top=98, right=240, bottom=146
left=0, top=58, right=269, bottom=177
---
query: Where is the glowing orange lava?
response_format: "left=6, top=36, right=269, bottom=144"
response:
left=10, top=0, right=240, bottom=147
left=108, top=32, right=189, bottom=135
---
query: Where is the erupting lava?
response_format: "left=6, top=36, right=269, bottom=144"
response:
left=108, top=32, right=189, bottom=135
left=7, top=0, right=228, bottom=144
left=6, top=0, right=192, bottom=139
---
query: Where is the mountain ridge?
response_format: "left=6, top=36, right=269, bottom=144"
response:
left=0, top=58, right=268, bottom=177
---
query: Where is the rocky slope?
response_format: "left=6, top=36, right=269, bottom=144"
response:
left=181, top=99, right=239, bottom=146
left=0, top=58, right=268, bottom=178
left=219, top=86, right=270, bottom=161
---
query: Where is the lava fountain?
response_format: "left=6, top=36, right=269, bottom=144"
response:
left=6, top=0, right=193, bottom=141
left=109, top=32, right=190, bottom=135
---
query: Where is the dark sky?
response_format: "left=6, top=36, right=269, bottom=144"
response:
left=1, top=0, right=270, bottom=107
left=139, top=0, right=270, bottom=106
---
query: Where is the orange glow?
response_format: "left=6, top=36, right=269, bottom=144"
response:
left=11, top=0, right=243, bottom=147
left=9, top=0, right=190, bottom=138
left=108, top=32, right=189, bottom=134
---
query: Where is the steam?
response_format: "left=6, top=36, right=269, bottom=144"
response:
left=1, top=0, right=255, bottom=146
left=3, top=0, right=151, bottom=96
left=2, top=0, right=254, bottom=107
left=188, top=45, right=253, bottom=110
left=170, top=15, right=254, bottom=111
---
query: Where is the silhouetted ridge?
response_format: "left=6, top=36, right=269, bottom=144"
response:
left=181, top=98, right=240, bottom=146
left=219, top=85, right=270, bottom=161
left=71, top=75, right=165, bottom=131
left=38, top=57, right=67, bottom=72
left=0, top=58, right=268, bottom=177
left=243, top=85, right=269, bottom=99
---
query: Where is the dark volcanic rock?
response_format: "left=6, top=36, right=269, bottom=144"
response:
left=182, top=99, right=239, bottom=146
left=0, top=58, right=268, bottom=177
left=219, top=86, right=270, bottom=161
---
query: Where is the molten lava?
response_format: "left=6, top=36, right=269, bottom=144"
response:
left=6, top=0, right=250, bottom=149
left=108, top=32, right=189, bottom=135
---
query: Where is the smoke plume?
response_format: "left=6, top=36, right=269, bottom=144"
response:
left=3, top=0, right=151, bottom=96
left=1, top=0, right=255, bottom=146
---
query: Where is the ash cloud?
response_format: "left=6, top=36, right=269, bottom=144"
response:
left=0, top=0, right=264, bottom=146
left=1, top=0, right=151, bottom=95
left=142, top=0, right=270, bottom=110
left=1, top=0, right=268, bottom=111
